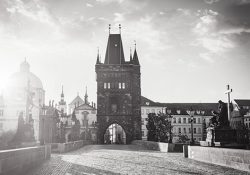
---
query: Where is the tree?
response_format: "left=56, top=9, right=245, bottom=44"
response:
left=146, top=113, right=172, bottom=142
left=176, top=134, right=190, bottom=143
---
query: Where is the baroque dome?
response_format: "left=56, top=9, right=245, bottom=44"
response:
left=6, top=60, right=43, bottom=89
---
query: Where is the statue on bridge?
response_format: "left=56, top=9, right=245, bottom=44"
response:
left=209, top=100, right=229, bottom=128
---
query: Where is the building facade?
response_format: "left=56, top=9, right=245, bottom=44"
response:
left=141, top=96, right=217, bottom=143
left=0, top=60, right=45, bottom=141
left=95, top=30, right=141, bottom=144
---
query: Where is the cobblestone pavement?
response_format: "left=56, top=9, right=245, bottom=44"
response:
left=27, top=145, right=249, bottom=175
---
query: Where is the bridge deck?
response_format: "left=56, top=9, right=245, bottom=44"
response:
left=27, top=145, right=247, bottom=175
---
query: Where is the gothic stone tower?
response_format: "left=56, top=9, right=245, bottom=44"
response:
left=95, top=29, right=141, bottom=144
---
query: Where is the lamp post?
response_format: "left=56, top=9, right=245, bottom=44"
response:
left=187, top=108, right=195, bottom=145
left=166, top=109, right=173, bottom=143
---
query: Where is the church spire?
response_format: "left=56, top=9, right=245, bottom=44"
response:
left=61, top=85, right=64, bottom=98
left=84, top=86, right=89, bottom=105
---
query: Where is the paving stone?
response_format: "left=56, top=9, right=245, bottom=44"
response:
left=26, top=145, right=250, bottom=175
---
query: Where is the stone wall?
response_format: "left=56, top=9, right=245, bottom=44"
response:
left=132, top=140, right=183, bottom=152
left=0, top=145, right=51, bottom=175
left=51, top=140, right=90, bottom=153
left=188, top=146, right=250, bottom=172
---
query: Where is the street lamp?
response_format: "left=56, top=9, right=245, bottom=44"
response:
left=187, top=107, right=195, bottom=145
left=166, top=109, right=173, bottom=143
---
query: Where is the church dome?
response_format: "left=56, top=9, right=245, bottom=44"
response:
left=6, top=60, right=43, bottom=89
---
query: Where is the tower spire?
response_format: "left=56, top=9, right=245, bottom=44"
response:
left=119, top=24, right=121, bottom=34
left=61, top=85, right=64, bottom=98
left=109, top=24, right=111, bottom=35
left=84, top=86, right=89, bottom=104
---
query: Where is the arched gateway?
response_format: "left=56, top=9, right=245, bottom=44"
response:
left=104, top=123, right=126, bottom=144
left=95, top=27, right=142, bottom=144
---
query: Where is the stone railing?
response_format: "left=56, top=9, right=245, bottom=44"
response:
left=188, top=146, right=250, bottom=172
left=51, top=140, right=91, bottom=153
left=0, top=145, right=51, bottom=175
left=131, top=140, right=183, bottom=152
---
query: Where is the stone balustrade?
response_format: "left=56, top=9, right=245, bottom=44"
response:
left=0, top=145, right=51, bottom=175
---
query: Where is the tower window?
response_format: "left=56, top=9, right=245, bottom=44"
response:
left=122, top=83, right=125, bottom=89
left=108, top=83, right=111, bottom=89
left=119, top=83, right=122, bottom=89
left=104, top=83, right=107, bottom=89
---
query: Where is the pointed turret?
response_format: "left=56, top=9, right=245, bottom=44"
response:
left=96, top=48, right=100, bottom=64
left=133, top=49, right=140, bottom=65
left=129, top=47, right=132, bottom=63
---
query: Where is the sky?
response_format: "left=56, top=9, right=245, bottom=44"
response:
left=0, top=0, right=250, bottom=104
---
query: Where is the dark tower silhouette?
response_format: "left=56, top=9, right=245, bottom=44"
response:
left=95, top=25, right=141, bottom=144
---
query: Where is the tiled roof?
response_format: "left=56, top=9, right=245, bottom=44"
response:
left=75, top=103, right=95, bottom=110
left=104, top=34, right=125, bottom=64
left=234, top=99, right=250, bottom=107
left=69, top=95, right=84, bottom=105
left=141, top=96, right=217, bottom=116
left=141, top=96, right=158, bottom=106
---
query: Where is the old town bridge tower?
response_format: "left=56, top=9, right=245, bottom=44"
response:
left=95, top=27, right=141, bottom=144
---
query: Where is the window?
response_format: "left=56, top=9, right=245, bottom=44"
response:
left=198, top=118, right=201, bottom=124
left=198, top=128, right=201, bottom=134
left=104, top=83, right=107, bottom=89
left=108, top=83, right=111, bottom=89
left=173, top=118, right=176, bottom=123
left=189, top=128, right=191, bottom=133
left=173, top=127, right=176, bottom=133
left=178, top=128, right=181, bottom=133
left=183, top=128, right=186, bottom=133
left=183, top=118, right=186, bottom=123
left=188, top=118, right=191, bottom=123
left=178, top=118, right=181, bottom=123
left=119, top=83, right=122, bottom=89
left=141, top=119, right=144, bottom=125
left=194, top=128, right=197, bottom=134
left=142, top=130, right=145, bottom=136
left=122, top=83, right=125, bottom=89
left=193, top=118, right=196, bottom=124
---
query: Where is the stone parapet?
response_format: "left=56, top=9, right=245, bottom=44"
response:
left=0, top=145, right=51, bottom=175
left=188, top=146, right=250, bottom=172
left=131, top=140, right=183, bottom=152
left=51, top=140, right=91, bottom=153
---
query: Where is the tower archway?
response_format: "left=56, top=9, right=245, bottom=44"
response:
left=104, top=123, right=126, bottom=144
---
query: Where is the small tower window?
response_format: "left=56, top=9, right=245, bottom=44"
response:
left=104, top=83, right=107, bottom=89
left=108, top=83, right=111, bottom=89
left=122, top=83, right=125, bottom=89
left=119, top=83, right=122, bottom=89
